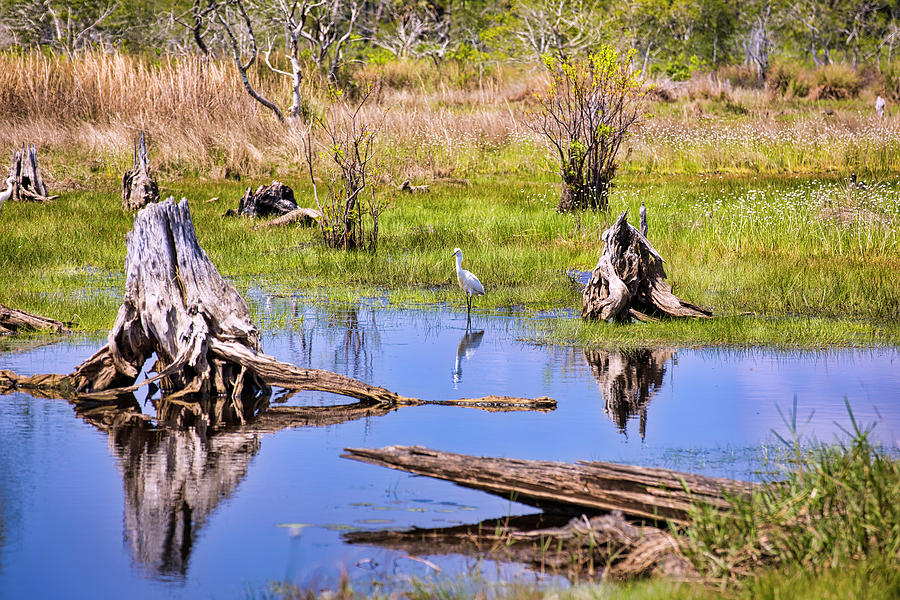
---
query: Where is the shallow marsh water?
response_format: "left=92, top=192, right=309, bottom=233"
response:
left=1, top=297, right=898, bottom=599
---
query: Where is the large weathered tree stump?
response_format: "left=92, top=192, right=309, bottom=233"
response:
left=582, top=209, right=711, bottom=322
left=225, top=180, right=298, bottom=218
left=7, top=142, right=57, bottom=203
left=122, top=131, right=160, bottom=212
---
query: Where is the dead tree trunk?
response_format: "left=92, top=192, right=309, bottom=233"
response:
left=7, top=143, right=57, bottom=202
left=343, top=445, right=758, bottom=524
left=225, top=181, right=298, bottom=218
left=582, top=209, right=711, bottom=322
left=584, top=347, right=675, bottom=439
left=122, top=132, right=160, bottom=212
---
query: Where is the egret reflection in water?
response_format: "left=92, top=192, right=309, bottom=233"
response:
left=584, top=348, right=675, bottom=439
left=453, top=328, right=485, bottom=385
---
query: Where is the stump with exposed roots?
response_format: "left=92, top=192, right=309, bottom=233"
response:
left=7, top=142, right=57, bottom=203
left=122, top=132, right=160, bottom=212
left=582, top=209, right=711, bottom=322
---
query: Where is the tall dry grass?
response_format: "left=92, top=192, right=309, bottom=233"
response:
left=2, top=50, right=900, bottom=184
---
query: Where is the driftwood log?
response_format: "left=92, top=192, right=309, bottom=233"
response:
left=226, top=181, right=298, bottom=218
left=251, top=207, right=321, bottom=230
left=122, top=132, right=160, bottom=211
left=2, top=198, right=553, bottom=430
left=343, top=445, right=758, bottom=524
left=7, top=143, right=57, bottom=202
left=0, top=303, right=70, bottom=334
left=400, top=180, right=429, bottom=194
left=582, top=209, right=711, bottom=322
left=345, top=510, right=696, bottom=580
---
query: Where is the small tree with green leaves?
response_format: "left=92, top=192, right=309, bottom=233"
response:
left=533, top=46, right=648, bottom=211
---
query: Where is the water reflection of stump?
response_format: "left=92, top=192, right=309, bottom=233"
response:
left=110, top=425, right=260, bottom=577
left=584, top=348, right=675, bottom=439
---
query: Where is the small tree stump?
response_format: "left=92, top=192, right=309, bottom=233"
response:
left=225, top=181, right=298, bottom=218
left=7, top=143, right=57, bottom=203
left=122, top=131, right=160, bottom=212
left=582, top=209, right=711, bottom=322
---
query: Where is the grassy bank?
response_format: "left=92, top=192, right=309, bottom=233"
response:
left=1, top=170, right=898, bottom=346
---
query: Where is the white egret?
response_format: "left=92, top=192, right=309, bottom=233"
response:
left=0, top=175, right=14, bottom=214
left=451, top=247, right=484, bottom=322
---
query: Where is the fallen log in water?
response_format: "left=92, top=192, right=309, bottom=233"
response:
left=345, top=510, right=696, bottom=580
left=342, top=446, right=758, bottom=524
left=0, top=303, right=70, bottom=334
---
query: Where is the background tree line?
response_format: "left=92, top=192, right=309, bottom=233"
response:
left=2, top=0, right=899, bottom=82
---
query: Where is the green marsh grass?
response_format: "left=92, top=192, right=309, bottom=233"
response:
left=683, top=401, right=900, bottom=589
left=2, top=172, right=898, bottom=345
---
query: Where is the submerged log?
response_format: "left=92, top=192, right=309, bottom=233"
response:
left=343, top=446, right=758, bottom=524
left=122, top=131, right=160, bottom=212
left=0, top=303, right=70, bottom=334
left=226, top=180, right=298, bottom=218
left=345, top=510, right=695, bottom=580
left=582, top=209, right=711, bottom=322
left=7, top=142, right=57, bottom=202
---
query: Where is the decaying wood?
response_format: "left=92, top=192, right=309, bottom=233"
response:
left=251, top=207, right=321, bottom=230
left=7, top=142, right=57, bottom=202
left=400, top=180, right=429, bottom=193
left=0, top=303, right=70, bottom=334
left=247, top=394, right=556, bottom=432
left=225, top=180, right=298, bottom=218
left=122, top=131, right=160, bottom=211
left=584, top=347, right=674, bottom=439
left=345, top=510, right=696, bottom=580
left=582, top=209, right=711, bottom=322
left=343, top=445, right=758, bottom=524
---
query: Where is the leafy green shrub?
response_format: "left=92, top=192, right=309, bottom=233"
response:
left=663, top=53, right=704, bottom=82
left=813, top=64, right=862, bottom=100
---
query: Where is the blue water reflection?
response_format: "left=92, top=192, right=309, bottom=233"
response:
left=1, top=298, right=898, bottom=599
